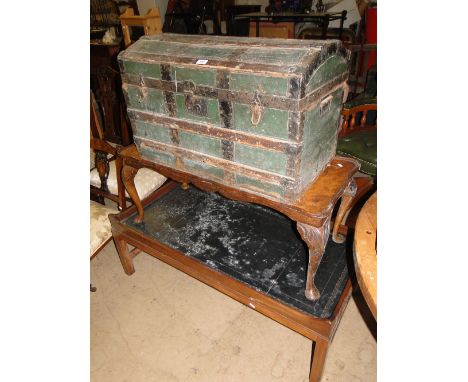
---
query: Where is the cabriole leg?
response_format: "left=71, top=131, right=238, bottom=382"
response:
left=332, top=177, right=374, bottom=243
left=122, top=163, right=144, bottom=223
left=297, top=215, right=331, bottom=301
left=332, top=178, right=357, bottom=243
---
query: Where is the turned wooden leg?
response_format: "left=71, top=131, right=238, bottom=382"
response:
left=297, top=215, right=331, bottom=301
left=332, top=177, right=374, bottom=243
left=95, top=151, right=110, bottom=193
left=122, top=163, right=144, bottom=223
left=309, top=339, right=329, bottom=382
left=181, top=182, right=189, bottom=190
left=113, top=235, right=135, bottom=275
left=332, top=178, right=357, bottom=243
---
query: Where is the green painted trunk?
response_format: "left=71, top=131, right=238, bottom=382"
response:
left=119, top=34, right=350, bottom=201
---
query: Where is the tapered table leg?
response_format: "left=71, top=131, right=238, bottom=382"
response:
left=309, top=338, right=329, bottom=382
left=121, top=162, right=144, bottom=223
left=297, top=215, right=331, bottom=301
left=113, top=235, right=135, bottom=275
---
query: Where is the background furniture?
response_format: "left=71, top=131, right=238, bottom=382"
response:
left=90, top=200, right=118, bottom=260
left=225, top=4, right=261, bottom=36
left=91, top=0, right=121, bottom=30
left=90, top=40, right=131, bottom=145
left=331, top=98, right=376, bottom=243
left=90, top=199, right=142, bottom=292
left=110, top=181, right=353, bottom=382
left=249, top=21, right=294, bottom=38
left=119, top=7, right=162, bottom=48
left=347, top=44, right=377, bottom=98
left=337, top=97, right=377, bottom=176
left=90, top=91, right=168, bottom=210
left=90, top=200, right=118, bottom=291
left=90, top=91, right=126, bottom=210
left=297, top=27, right=356, bottom=46
left=163, top=0, right=222, bottom=35
left=234, top=11, right=347, bottom=38
left=354, top=191, right=377, bottom=319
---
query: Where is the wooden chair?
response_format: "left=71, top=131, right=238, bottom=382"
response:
left=337, top=97, right=377, bottom=176
left=332, top=97, right=377, bottom=243
left=90, top=90, right=127, bottom=210
left=120, top=7, right=162, bottom=48
left=90, top=91, right=168, bottom=210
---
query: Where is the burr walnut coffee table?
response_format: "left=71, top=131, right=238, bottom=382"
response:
left=118, top=144, right=359, bottom=302
left=109, top=181, right=354, bottom=381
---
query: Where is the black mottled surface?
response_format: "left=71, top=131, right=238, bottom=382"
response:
left=124, top=186, right=349, bottom=319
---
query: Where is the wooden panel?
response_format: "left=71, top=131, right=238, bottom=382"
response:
left=249, top=21, right=295, bottom=39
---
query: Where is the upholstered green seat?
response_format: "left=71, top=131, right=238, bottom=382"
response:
left=337, top=130, right=377, bottom=176
left=343, top=96, right=377, bottom=110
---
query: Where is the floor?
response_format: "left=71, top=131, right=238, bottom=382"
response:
left=91, top=235, right=376, bottom=381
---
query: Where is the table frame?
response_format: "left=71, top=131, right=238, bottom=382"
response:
left=109, top=180, right=353, bottom=382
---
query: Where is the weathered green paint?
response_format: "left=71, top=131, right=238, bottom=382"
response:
left=232, top=103, right=289, bottom=140
left=183, top=158, right=224, bottom=180
left=138, top=40, right=240, bottom=60
left=235, top=174, right=284, bottom=197
left=230, top=73, right=288, bottom=97
left=234, top=143, right=288, bottom=176
left=174, top=66, right=216, bottom=87
left=125, top=85, right=167, bottom=114
left=175, top=94, right=220, bottom=125
left=306, top=55, right=348, bottom=95
left=139, top=145, right=176, bottom=166
left=300, top=87, right=343, bottom=183
left=133, top=121, right=172, bottom=144
left=235, top=47, right=309, bottom=67
left=119, top=34, right=350, bottom=201
left=121, top=60, right=161, bottom=79
left=179, top=130, right=223, bottom=158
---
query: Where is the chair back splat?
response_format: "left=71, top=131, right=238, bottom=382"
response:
left=90, top=90, right=126, bottom=210
left=339, top=98, right=377, bottom=138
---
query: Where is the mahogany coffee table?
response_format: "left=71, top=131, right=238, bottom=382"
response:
left=110, top=180, right=354, bottom=382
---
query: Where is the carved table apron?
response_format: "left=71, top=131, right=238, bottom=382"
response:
left=119, top=144, right=358, bottom=300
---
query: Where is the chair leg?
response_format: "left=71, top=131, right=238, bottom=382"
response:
left=309, top=338, right=329, bottom=382
left=332, top=177, right=374, bottom=243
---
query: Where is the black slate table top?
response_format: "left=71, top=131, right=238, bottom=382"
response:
left=123, top=186, right=349, bottom=319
